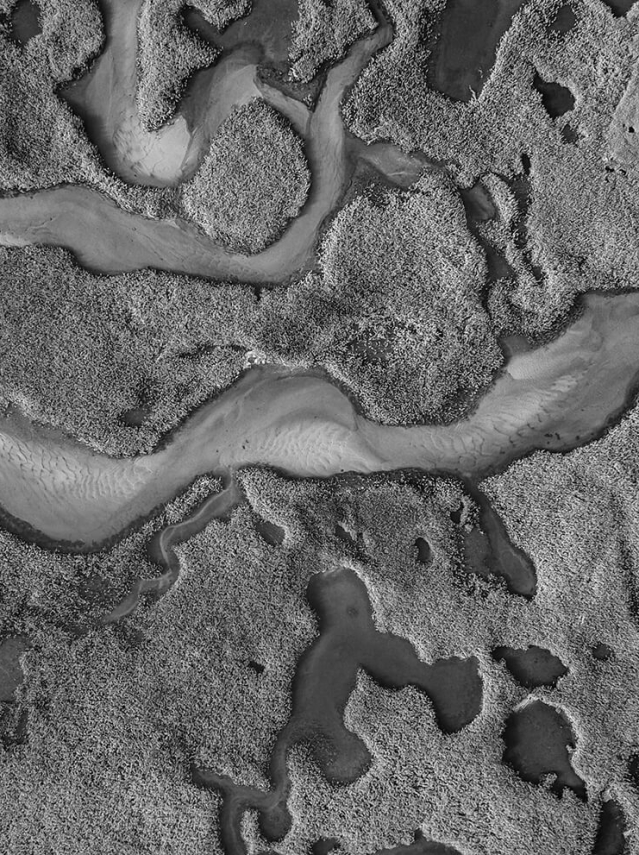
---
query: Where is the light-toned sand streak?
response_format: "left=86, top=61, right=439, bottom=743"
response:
left=1, top=292, right=638, bottom=547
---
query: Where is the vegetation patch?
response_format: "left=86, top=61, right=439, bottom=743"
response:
left=257, top=172, right=501, bottom=424
left=0, top=246, right=256, bottom=455
left=288, top=0, right=376, bottom=82
left=181, top=99, right=310, bottom=253
left=137, top=0, right=250, bottom=129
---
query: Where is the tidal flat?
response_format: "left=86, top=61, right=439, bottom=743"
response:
left=1, top=1, right=639, bottom=854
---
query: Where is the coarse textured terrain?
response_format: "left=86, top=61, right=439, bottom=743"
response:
left=1, top=1, right=639, bottom=854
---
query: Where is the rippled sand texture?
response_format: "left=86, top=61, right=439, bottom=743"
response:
left=1, top=291, right=638, bottom=546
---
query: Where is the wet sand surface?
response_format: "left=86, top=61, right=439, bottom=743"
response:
left=0, top=291, right=637, bottom=549
left=426, top=0, right=527, bottom=101
left=193, top=566, right=481, bottom=854
left=502, top=700, right=586, bottom=800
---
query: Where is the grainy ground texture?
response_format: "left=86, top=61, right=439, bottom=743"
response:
left=1, top=1, right=639, bottom=854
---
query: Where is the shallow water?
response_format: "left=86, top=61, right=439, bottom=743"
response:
left=502, top=700, right=586, bottom=799
left=194, top=566, right=481, bottom=853
left=0, top=292, right=638, bottom=548
left=183, top=0, right=298, bottom=69
left=426, top=0, right=527, bottom=101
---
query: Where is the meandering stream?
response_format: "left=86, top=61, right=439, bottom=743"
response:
left=0, top=290, right=637, bottom=550
left=1, top=1, right=639, bottom=853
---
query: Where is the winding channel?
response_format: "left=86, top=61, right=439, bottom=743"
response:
left=0, top=290, right=637, bottom=552
left=0, top=0, right=401, bottom=283
left=2, top=3, right=639, bottom=853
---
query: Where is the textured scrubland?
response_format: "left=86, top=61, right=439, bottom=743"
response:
left=181, top=100, right=310, bottom=253
left=2, top=462, right=635, bottom=853
left=2, top=0, right=639, bottom=852
left=256, top=172, right=502, bottom=424
left=346, top=0, right=639, bottom=334
left=0, top=0, right=103, bottom=190
left=0, top=245, right=256, bottom=455
left=137, top=0, right=250, bottom=129
left=289, top=0, right=376, bottom=81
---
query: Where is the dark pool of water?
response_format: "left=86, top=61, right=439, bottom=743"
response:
left=460, top=181, right=496, bottom=223
left=460, top=486, right=537, bottom=598
left=255, top=517, right=286, bottom=546
left=502, top=700, right=586, bottom=800
left=561, top=123, right=580, bottom=144
left=548, top=3, right=577, bottom=34
left=426, top=0, right=527, bottom=102
left=592, top=643, right=614, bottom=661
left=493, top=645, right=568, bottom=688
left=0, top=706, right=28, bottom=749
left=601, top=0, right=637, bottom=16
left=194, top=566, right=482, bottom=852
left=533, top=73, right=575, bottom=118
left=0, top=635, right=29, bottom=702
left=415, top=536, right=432, bottom=565
left=5, top=0, right=41, bottom=45
left=118, top=405, right=151, bottom=428
left=375, top=839, right=461, bottom=855
left=312, top=838, right=340, bottom=855
left=593, top=799, right=627, bottom=855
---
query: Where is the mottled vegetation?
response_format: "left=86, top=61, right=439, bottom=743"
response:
left=0, top=246, right=255, bottom=455
left=256, top=171, right=501, bottom=423
left=181, top=99, right=310, bottom=253
left=346, top=0, right=639, bottom=334
left=289, top=0, right=376, bottom=82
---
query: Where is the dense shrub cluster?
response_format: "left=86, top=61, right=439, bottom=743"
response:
left=0, top=246, right=257, bottom=455
left=256, top=173, right=501, bottom=424
left=288, top=0, right=375, bottom=81
left=181, top=99, right=310, bottom=253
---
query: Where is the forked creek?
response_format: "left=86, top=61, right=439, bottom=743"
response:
left=0, top=1, right=636, bottom=853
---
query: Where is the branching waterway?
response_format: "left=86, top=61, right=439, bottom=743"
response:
left=1, top=1, right=639, bottom=853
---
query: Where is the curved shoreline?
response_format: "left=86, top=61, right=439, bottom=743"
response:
left=0, top=290, right=638, bottom=553
left=0, top=0, right=406, bottom=285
